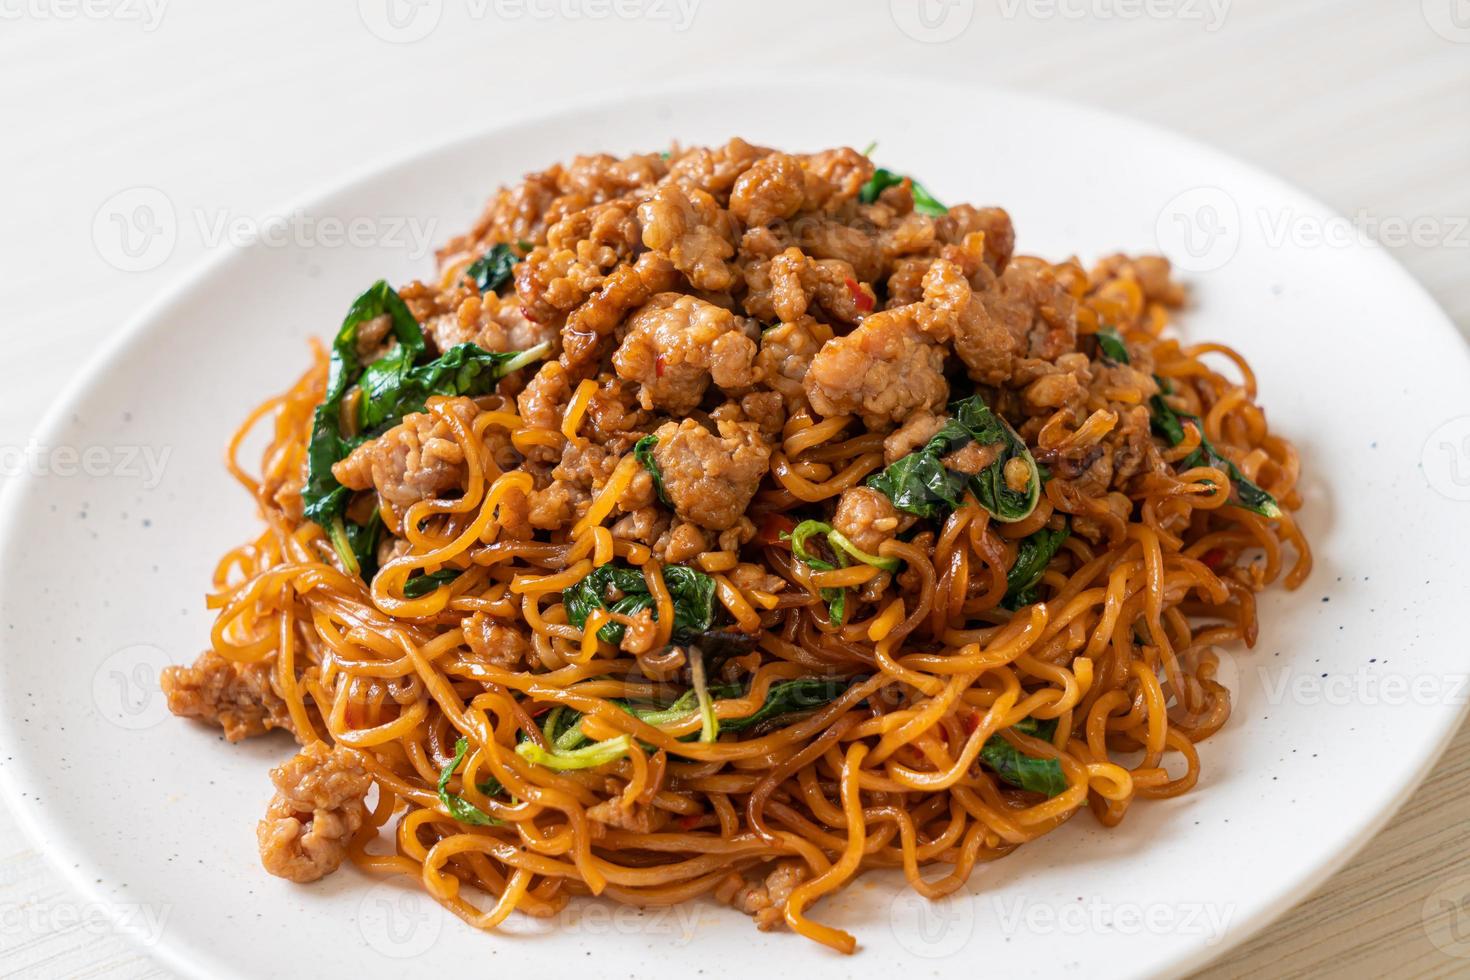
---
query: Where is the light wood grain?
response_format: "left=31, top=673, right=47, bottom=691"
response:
left=1, top=1, right=1466, bottom=976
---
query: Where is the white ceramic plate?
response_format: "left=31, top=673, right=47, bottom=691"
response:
left=3, top=76, right=1469, bottom=980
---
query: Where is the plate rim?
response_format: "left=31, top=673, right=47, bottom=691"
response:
left=2, top=70, right=1467, bottom=979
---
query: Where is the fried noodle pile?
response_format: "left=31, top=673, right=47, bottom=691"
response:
left=162, top=139, right=1311, bottom=952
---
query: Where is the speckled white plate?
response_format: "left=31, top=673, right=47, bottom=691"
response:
left=3, top=75, right=1469, bottom=980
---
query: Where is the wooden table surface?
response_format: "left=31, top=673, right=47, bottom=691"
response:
left=1, top=1, right=1466, bottom=976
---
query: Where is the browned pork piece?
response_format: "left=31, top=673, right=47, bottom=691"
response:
left=256, top=742, right=372, bottom=883
left=161, top=649, right=292, bottom=742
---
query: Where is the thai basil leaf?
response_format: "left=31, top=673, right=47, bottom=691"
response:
left=357, top=342, right=546, bottom=432
left=909, top=184, right=949, bottom=217
left=1227, top=475, right=1282, bottom=520
left=867, top=394, right=1040, bottom=523
left=563, top=563, right=645, bottom=639
left=300, top=280, right=549, bottom=576
left=562, top=562, right=717, bottom=645
left=661, top=566, right=718, bottom=639
left=718, top=677, right=852, bottom=732
left=866, top=450, right=970, bottom=520
left=858, top=167, right=948, bottom=216
left=686, top=629, right=760, bottom=668
left=1013, top=716, right=1058, bottom=741
left=825, top=588, right=847, bottom=626
left=633, top=435, right=671, bottom=507
left=1001, top=522, right=1071, bottom=610
left=957, top=400, right=1040, bottom=523
left=464, top=243, right=519, bottom=294
left=403, top=568, right=461, bottom=598
left=302, top=280, right=421, bottom=529
left=1095, top=326, right=1131, bottom=365
left=342, top=511, right=384, bottom=582
left=1149, top=389, right=1282, bottom=519
left=980, top=717, right=1067, bottom=797
left=436, top=737, right=502, bottom=826
left=859, top=168, right=903, bottom=202
left=1148, top=389, right=1189, bottom=445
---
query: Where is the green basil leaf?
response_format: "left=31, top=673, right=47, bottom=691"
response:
left=858, top=167, right=948, bottom=216
left=867, top=394, right=1040, bottom=523
left=357, top=342, right=547, bottom=433
left=980, top=720, right=1067, bottom=797
left=403, top=568, right=461, bottom=599
left=1149, top=388, right=1282, bottom=519
left=436, top=737, right=502, bottom=826
left=1148, top=389, right=1190, bottom=445
left=663, top=564, right=718, bottom=640
left=822, top=587, right=846, bottom=625
left=1001, top=522, right=1071, bottom=610
left=464, top=243, right=519, bottom=294
left=719, top=677, right=853, bottom=732
left=865, top=449, right=971, bottom=519
left=634, top=435, right=671, bottom=507
left=300, top=280, right=549, bottom=580
left=1012, top=716, right=1059, bottom=741
left=301, top=280, right=422, bottom=529
left=342, top=510, right=383, bottom=582
left=1095, top=326, right=1131, bottom=365
left=562, top=562, right=716, bottom=645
